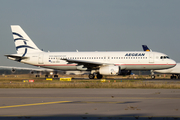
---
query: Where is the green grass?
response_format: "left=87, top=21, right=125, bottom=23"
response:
left=0, top=80, right=180, bottom=89
left=0, top=75, right=180, bottom=89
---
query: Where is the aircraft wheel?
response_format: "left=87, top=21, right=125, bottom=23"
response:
left=45, top=75, right=48, bottom=78
left=97, top=74, right=103, bottom=79
left=89, top=74, right=95, bottom=79
left=54, top=75, right=58, bottom=78
left=151, top=75, right=155, bottom=79
left=171, top=76, right=177, bottom=79
left=36, top=75, right=40, bottom=77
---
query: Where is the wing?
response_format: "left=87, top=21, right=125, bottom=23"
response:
left=62, top=59, right=112, bottom=69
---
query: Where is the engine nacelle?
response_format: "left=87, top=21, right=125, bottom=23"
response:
left=11, top=68, right=16, bottom=73
left=30, top=71, right=34, bottom=74
left=99, top=65, right=120, bottom=75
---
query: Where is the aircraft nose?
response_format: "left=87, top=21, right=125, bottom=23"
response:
left=170, top=59, right=176, bottom=67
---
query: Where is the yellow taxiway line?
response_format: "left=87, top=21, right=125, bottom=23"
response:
left=0, top=101, right=71, bottom=109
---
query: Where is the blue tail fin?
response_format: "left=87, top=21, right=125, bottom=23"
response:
left=142, top=45, right=151, bottom=52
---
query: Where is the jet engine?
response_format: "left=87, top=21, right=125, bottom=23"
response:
left=99, top=65, right=120, bottom=75
left=11, top=68, right=16, bottom=73
left=30, top=71, right=34, bottom=74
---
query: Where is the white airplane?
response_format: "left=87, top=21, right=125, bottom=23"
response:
left=154, top=63, right=180, bottom=79
left=142, top=45, right=180, bottom=79
left=5, top=25, right=176, bottom=79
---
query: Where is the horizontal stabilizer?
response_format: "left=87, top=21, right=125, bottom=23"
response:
left=4, top=54, right=28, bottom=61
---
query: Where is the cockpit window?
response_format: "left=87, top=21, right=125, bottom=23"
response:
left=160, top=56, right=170, bottom=59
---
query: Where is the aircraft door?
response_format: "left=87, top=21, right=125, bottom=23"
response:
left=38, top=54, right=44, bottom=64
left=149, top=53, right=154, bottom=63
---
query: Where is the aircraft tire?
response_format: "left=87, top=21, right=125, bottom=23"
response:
left=171, top=76, right=177, bottom=79
left=151, top=75, right=155, bottom=79
left=89, top=74, right=95, bottom=79
left=36, top=75, right=40, bottom=77
left=54, top=75, right=58, bottom=78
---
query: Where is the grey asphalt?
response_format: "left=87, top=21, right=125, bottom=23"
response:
left=0, top=88, right=180, bottom=119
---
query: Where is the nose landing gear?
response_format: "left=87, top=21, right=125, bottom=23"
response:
left=151, top=70, right=155, bottom=79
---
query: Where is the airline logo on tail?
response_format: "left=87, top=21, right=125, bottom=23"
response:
left=142, top=45, right=151, bottom=52
left=12, top=32, right=35, bottom=57
left=11, top=25, right=42, bottom=56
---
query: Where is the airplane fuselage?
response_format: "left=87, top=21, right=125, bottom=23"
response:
left=18, top=51, right=176, bottom=71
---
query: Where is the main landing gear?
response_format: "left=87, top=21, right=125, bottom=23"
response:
left=35, top=75, right=40, bottom=77
left=151, top=70, right=155, bottom=79
left=89, top=73, right=103, bottom=79
left=170, top=74, right=180, bottom=79
left=89, top=74, right=95, bottom=79
left=45, top=74, right=59, bottom=78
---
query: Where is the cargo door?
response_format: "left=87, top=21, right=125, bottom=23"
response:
left=149, top=53, right=154, bottom=63
left=38, top=54, right=44, bottom=64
